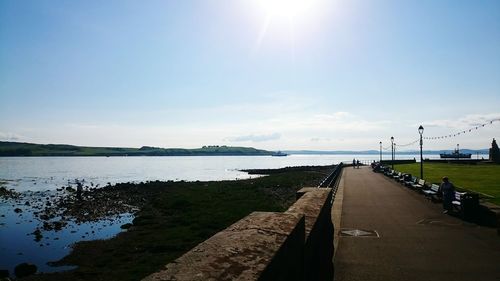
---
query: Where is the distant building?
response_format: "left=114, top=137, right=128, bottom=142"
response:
left=489, top=138, right=500, bottom=163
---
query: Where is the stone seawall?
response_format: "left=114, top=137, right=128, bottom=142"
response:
left=287, top=188, right=334, bottom=280
left=142, top=187, right=333, bottom=281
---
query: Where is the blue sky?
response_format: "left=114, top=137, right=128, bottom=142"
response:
left=1, top=0, right=499, bottom=150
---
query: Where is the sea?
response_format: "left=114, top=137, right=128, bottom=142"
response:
left=1, top=154, right=484, bottom=192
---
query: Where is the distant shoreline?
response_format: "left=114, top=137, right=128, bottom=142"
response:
left=0, top=141, right=489, bottom=157
left=0, top=141, right=273, bottom=157
left=0, top=154, right=274, bottom=157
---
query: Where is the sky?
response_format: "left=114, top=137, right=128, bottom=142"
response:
left=1, top=0, right=499, bottom=151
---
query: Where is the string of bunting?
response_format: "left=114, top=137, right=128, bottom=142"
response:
left=423, top=118, right=500, bottom=140
left=396, top=139, right=419, bottom=147
left=379, top=118, right=500, bottom=151
left=381, top=139, right=419, bottom=151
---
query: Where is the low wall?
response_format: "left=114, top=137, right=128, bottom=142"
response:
left=423, top=159, right=484, bottom=164
left=477, top=202, right=500, bottom=235
left=381, top=159, right=416, bottom=165
left=287, top=188, right=334, bottom=280
left=142, top=188, right=333, bottom=281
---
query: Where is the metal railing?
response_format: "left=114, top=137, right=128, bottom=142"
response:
left=349, top=159, right=378, bottom=165
left=318, top=162, right=344, bottom=191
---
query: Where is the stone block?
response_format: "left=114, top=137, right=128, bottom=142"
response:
left=143, top=212, right=305, bottom=281
left=296, top=187, right=318, bottom=200
left=286, top=188, right=333, bottom=281
left=288, top=188, right=332, bottom=239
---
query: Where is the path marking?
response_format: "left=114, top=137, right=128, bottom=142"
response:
left=339, top=228, right=379, bottom=238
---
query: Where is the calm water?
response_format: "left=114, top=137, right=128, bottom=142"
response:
left=0, top=155, right=357, bottom=192
left=0, top=199, right=133, bottom=275
left=0, top=154, right=488, bottom=276
left=0, top=154, right=474, bottom=192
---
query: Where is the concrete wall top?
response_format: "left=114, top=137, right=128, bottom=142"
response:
left=295, top=187, right=319, bottom=200
left=142, top=211, right=305, bottom=281
left=286, top=188, right=332, bottom=240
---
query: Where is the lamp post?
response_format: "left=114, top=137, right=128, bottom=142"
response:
left=419, top=125, right=424, bottom=179
left=379, top=141, right=382, bottom=162
left=391, top=136, right=394, bottom=169
left=394, top=143, right=396, bottom=162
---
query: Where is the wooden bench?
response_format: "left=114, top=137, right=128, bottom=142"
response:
left=404, top=176, right=417, bottom=187
left=452, top=192, right=466, bottom=209
left=386, top=170, right=396, bottom=177
left=452, top=192, right=480, bottom=220
left=399, top=173, right=411, bottom=184
left=411, top=179, right=426, bottom=190
left=424, top=184, right=442, bottom=202
left=396, top=173, right=405, bottom=183
left=422, top=183, right=439, bottom=196
left=373, top=165, right=386, bottom=173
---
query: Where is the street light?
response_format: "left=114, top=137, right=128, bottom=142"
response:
left=394, top=143, right=396, bottom=162
left=379, top=141, right=382, bottom=162
left=419, top=125, right=424, bottom=179
left=391, top=136, right=394, bottom=169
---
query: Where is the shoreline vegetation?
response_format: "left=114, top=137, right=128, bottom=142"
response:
left=0, top=142, right=273, bottom=157
left=0, top=141, right=489, bottom=157
left=4, top=165, right=334, bottom=280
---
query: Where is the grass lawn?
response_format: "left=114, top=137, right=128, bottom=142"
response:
left=394, top=163, right=500, bottom=205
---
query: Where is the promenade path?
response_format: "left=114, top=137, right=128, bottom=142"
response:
left=334, top=166, right=500, bottom=281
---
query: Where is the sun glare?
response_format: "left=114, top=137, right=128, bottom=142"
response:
left=259, top=0, right=315, bottom=19
left=253, top=0, right=326, bottom=52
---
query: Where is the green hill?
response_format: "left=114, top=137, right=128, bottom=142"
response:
left=0, top=142, right=273, bottom=157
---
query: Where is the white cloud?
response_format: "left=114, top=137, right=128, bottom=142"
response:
left=225, top=132, right=281, bottom=142
left=257, top=112, right=391, bottom=134
left=422, top=113, right=500, bottom=129
left=0, top=131, right=23, bottom=141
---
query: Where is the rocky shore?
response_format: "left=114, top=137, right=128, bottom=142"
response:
left=1, top=181, right=156, bottom=239
left=1, top=180, right=167, bottom=279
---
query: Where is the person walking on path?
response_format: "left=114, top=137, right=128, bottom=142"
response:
left=356, top=160, right=360, bottom=169
left=439, top=176, right=455, bottom=213
left=352, top=159, right=356, bottom=168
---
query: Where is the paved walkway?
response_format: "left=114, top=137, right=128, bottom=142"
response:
left=334, top=166, right=500, bottom=281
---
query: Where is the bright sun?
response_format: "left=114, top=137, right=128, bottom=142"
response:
left=253, top=0, right=325, bottom=51
left=258, top=0, right=316, bottom=19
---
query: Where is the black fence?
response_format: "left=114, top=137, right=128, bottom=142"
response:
left=318, top=162, right=344, bottom=191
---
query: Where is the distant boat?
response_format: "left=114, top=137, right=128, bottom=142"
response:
left=440, top=147, right=471, bottom=159
left=271, top=151, right=288, bottom=157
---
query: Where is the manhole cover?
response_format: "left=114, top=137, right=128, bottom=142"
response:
left=339, top=228, right=379, bottom=237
